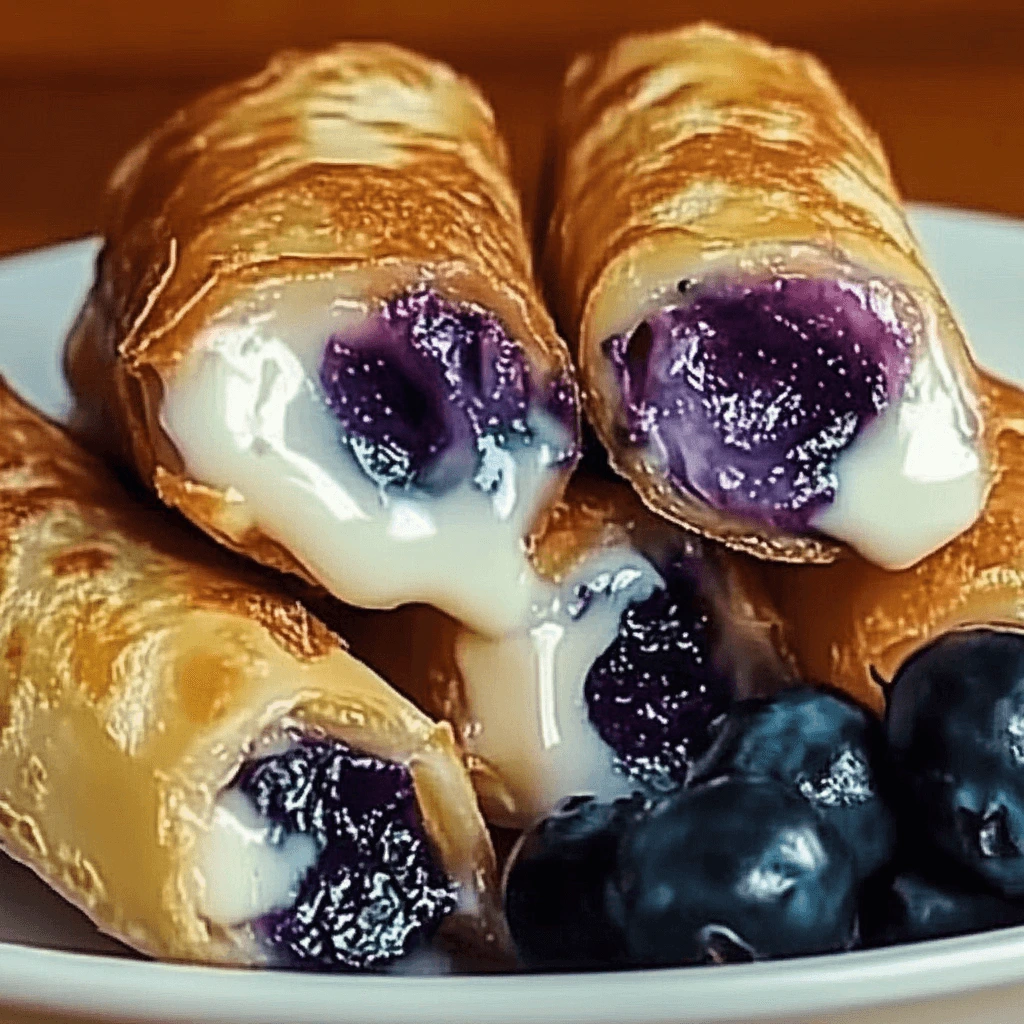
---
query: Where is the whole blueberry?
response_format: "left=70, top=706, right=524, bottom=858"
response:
left=504, top=794, right=646, bottom=970
left=690, top=686, right=894, bottom=879
left=861, top=872, right=1024, bottom=946
left=619, top=778, right=859, bottom=966
left=887, top=629, right=1024, bottom=897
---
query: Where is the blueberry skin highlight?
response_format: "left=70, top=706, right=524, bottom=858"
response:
left=690, top=686, right=895, bottom=879
left=861, top=872, right=1024, bottom=946
left=619, top=778, right=859, bottom=966
left=887, top=629, right=1024, bottom=897
left=504, top=794, right=646, bottom=970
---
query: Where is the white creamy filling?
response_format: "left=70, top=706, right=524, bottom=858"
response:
left=455, top=546, right=663, bottom=825
left=161, top=283, right=566, bottom=637
left=196, top=788, right=318, bottom=928
left=812, top=341, right=986, bottom=569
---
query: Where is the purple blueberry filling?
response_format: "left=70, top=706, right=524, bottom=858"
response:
left=235, top=736, right=458, bottom=971
left=583, top=559, right=733, bottom=789
left=605, top=277, right=916, bottom=531
left=319, top=287, right=578, bottom=494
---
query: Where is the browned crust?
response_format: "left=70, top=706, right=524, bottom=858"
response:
left=66, top=42, right=578, bottom=584
left=0, top=374, right=338, bottom=662
left=544, top=22, right=985, bottom=564
left=768, top=374, right=1024, bottom=715
left=0, top=379, right=503, bottom=966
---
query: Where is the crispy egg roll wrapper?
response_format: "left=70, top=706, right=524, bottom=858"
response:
left=545, top=22, right=989, bottom=570
left=0, top=380, right=502, bottom=967
left=768, top=375, right=1024, bottom=716
left=344, top=476, right=794, bottom=828
left=67, top=43, right=579, bottom=638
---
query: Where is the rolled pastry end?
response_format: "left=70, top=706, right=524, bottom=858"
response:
left=597, top=269, right=987, bottom=569
left=197, top=731, right=463, bottom=971
left=161, top=279, right=578, bottom=638
left=452, top=484, right=792, bottom=827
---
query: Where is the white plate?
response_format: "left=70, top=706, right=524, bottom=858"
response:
left=0, top=205, right=1023, bottom=1024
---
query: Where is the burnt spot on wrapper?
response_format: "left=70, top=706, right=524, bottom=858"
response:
left=49, top=545, right=115, bottom=578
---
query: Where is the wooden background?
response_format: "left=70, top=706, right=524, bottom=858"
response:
left=0, top=0, right=1022, bottom=257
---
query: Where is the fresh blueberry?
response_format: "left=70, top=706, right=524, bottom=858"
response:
left=689, top=686, right=895, bottom=879
left=887, top=628, right=1024, bottom=897
left=504, top=794, right=646, bottom=970
left=583, top=557, right=734, bottom=789
left=604, top=277, right=915, bottom=531
left=236, top=736, right=458, bottom=971
left=619, top=778, right=859, bottom=966
left=319, top=287, right=577, bottom=492
left=861, top=872, right=1024, bottom=946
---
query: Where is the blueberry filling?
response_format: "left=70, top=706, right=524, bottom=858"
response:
left=319, top=287, right=577, bottom=493
left=233, top=736, right=458, bottom=970
left=605, top=277, right=915, bottom=531
left=582, top=558, right=733, bottom=789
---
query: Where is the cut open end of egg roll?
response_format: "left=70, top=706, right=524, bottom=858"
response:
left=345, top=478, right=794, bottom=828
left=546, top=23, right=990, bottom=570
left=67, top=43, right=579, bottom=639
left=0, top=378, right=505, bottom=970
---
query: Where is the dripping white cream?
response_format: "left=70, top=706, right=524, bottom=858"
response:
left=455, top=546, right=664, bottom=826
left=161, top=277, right=569, bottom=637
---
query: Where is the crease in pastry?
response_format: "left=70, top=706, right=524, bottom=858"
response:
left=544, top=22, right=990, bottom=570
left=66, top=43, right=580, bottom=639
left=343, top=478, right=794, bottom=828
left=0, top=377, right=505, bottom=970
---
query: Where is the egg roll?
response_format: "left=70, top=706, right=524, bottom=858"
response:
left=545, top=22, right=989, bottom=570
left=66, top=43, right=579, bottom=639
left=344, top=478, right=793, bottom=828
left=0, top=379, right=503, bottom=969
left=769, top=375, right=1024, bottom=715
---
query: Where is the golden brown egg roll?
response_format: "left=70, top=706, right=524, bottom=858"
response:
left=0, top=380, right=503, bottom=970
left=344, top=476, right=794, bottom=828
left=545, top=23, right=989, bottom=571
left=67, top=43, right=579, bottom=639
left=768, top=375, right=1024, bottom=716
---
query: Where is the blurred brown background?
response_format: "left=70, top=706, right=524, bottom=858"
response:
left=0, top=0, right=1022, bottom=257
